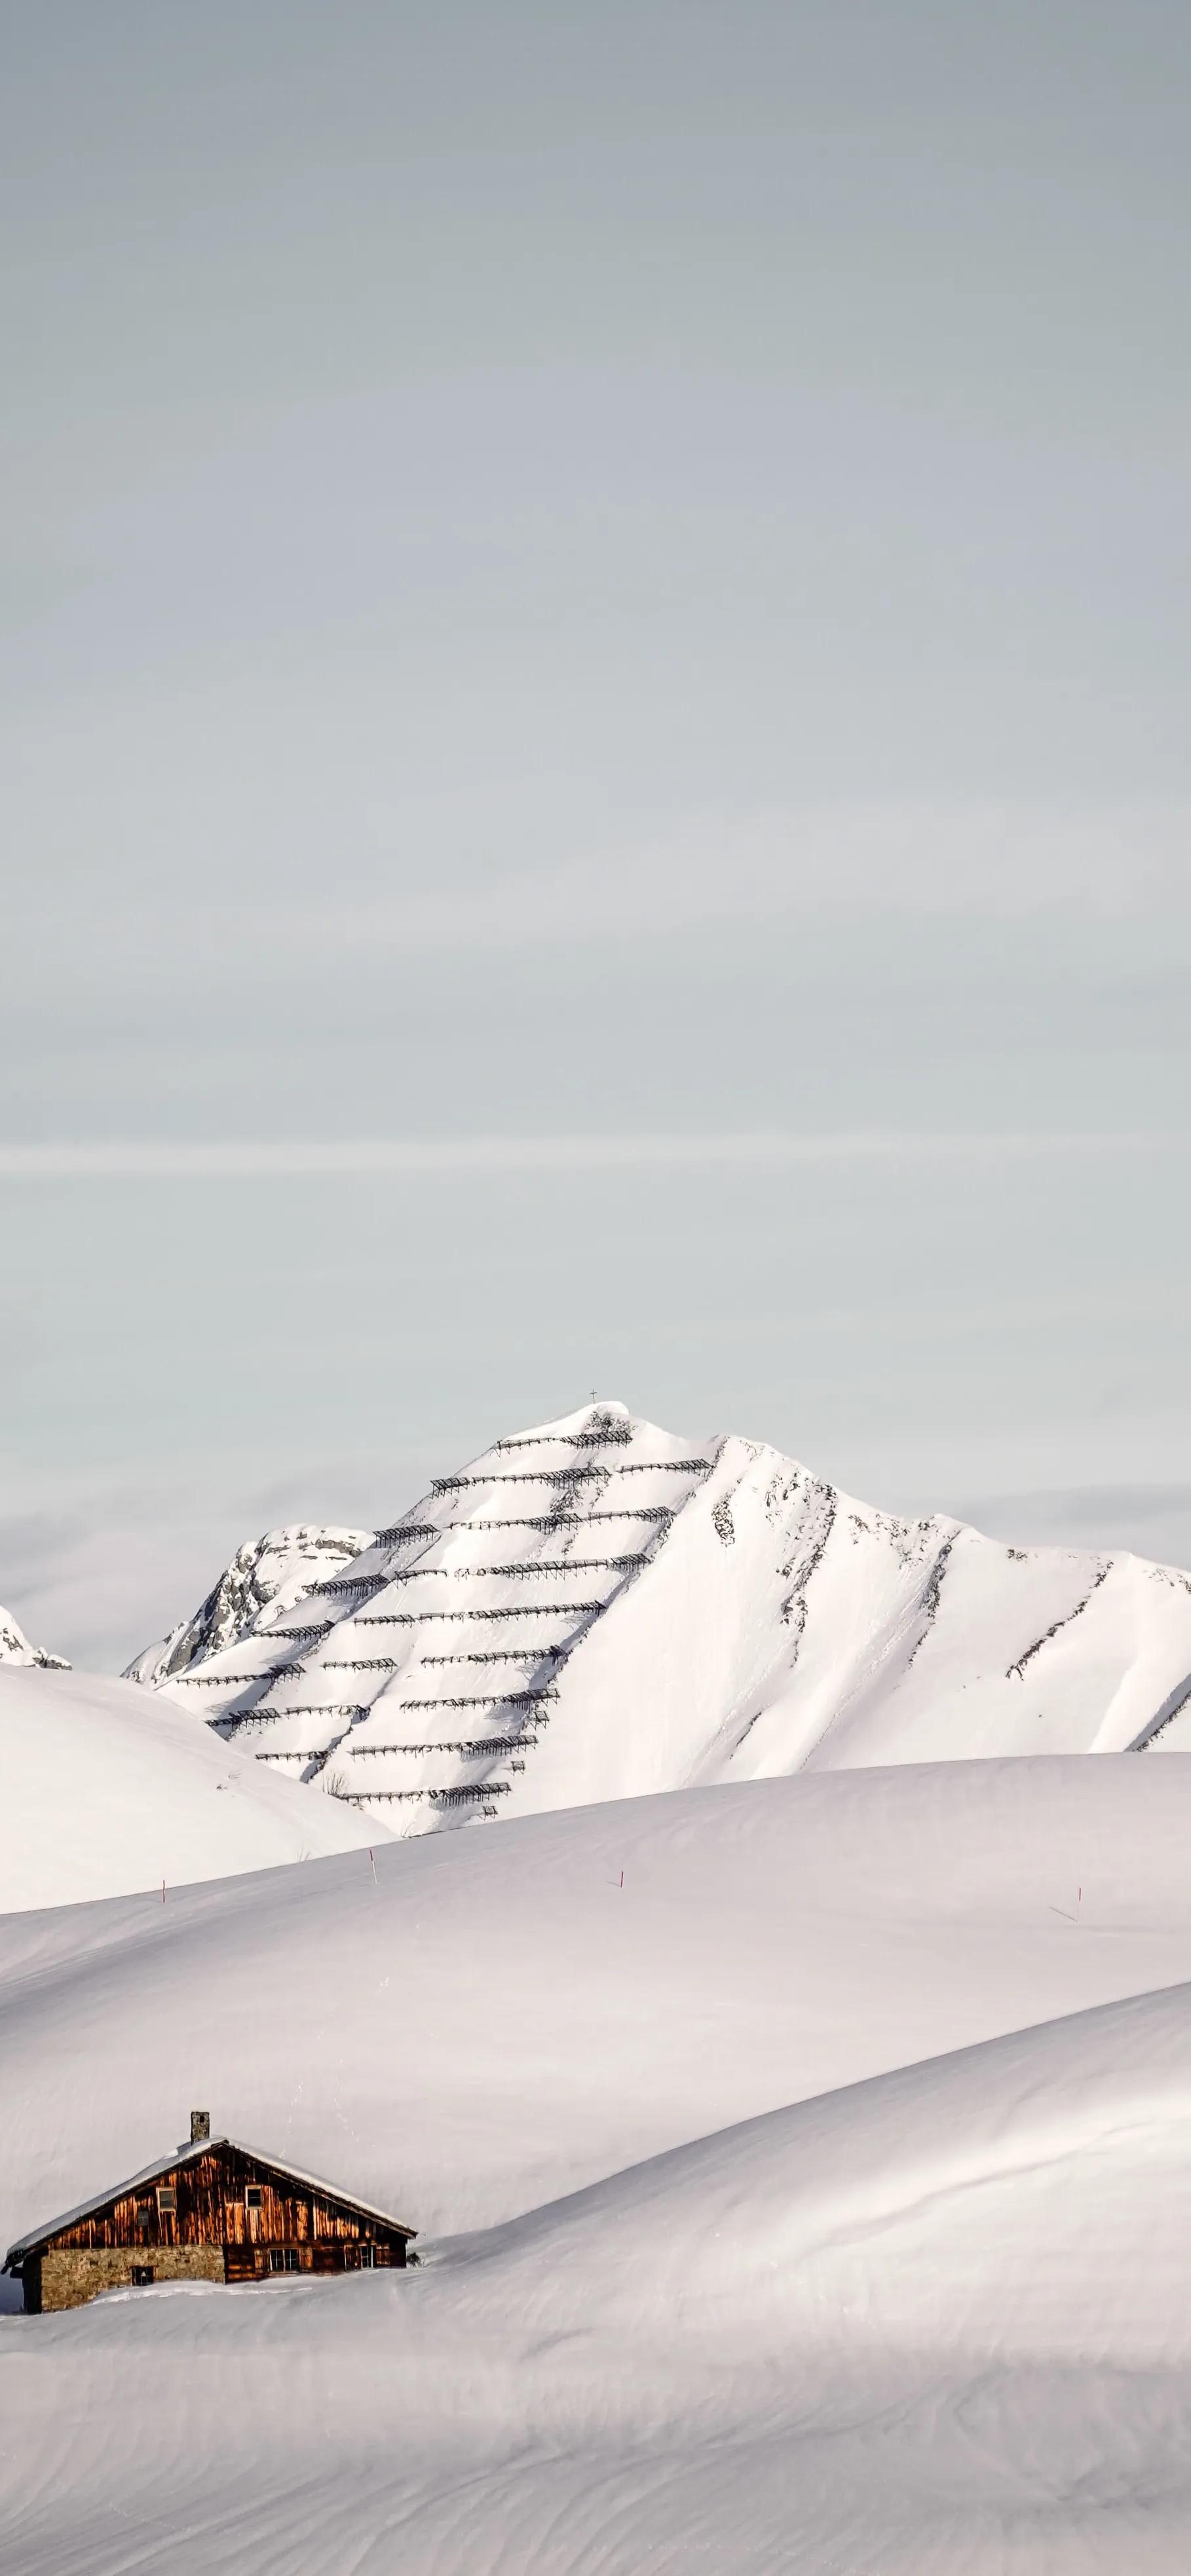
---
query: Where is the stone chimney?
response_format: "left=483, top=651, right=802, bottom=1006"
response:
left=190, top=2110, right=211, bottom=2144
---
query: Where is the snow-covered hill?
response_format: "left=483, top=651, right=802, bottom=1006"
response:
left=0, top=1667, right=389, bottom=1909
left=128, top=1401, right=1191, bottom=1829
left=1, top=1606, right=69, bottom=1670
left=4, top=1753, right=1191, bottom=2244
left=8, top=1757, right=1191, bottom=2573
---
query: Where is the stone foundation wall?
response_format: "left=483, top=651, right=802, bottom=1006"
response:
left=40, top=2244, right=225, bottom=2311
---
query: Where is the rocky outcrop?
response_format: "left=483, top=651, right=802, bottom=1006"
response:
left=0, top=1607, right=70, bottom=1670
left=124, top=1525, right=373, bottom=1688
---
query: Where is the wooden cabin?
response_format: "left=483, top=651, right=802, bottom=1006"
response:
left=3, top=2112, right=416, bottom=2313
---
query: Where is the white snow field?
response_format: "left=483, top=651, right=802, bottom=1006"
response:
left=0, top=1666, right=389, bottom=1909
left=7, top=1757, right=1191, bottom=2571
left=129, top=1400, right=1191, bottom=1831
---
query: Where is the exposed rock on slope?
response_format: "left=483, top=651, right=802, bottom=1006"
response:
left=126, top=1524, right=373, bottom=1687
left=128, top=1401, right=1191, bottom=1830
left=1, top=1605, right=69, bottom=1670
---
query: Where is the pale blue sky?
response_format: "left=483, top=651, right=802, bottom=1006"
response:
left=2, top=2, right=1189, bottom=1662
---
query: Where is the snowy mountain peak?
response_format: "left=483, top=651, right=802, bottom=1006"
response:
left=0, top=1605, right=70, bottom=1670
left=124, top=1523, right=374, bottom=1689
left=127, top=1400, right=1191, bottom=1829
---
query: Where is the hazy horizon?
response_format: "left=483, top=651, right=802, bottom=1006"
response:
left=3, top=1, right=1189, bottom=1664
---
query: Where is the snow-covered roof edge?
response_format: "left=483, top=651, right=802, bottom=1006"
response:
left=3, top=2133, right=415, bottom=2266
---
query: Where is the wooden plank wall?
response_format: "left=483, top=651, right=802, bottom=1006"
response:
left=43, top=2144, right=409, bottom=2258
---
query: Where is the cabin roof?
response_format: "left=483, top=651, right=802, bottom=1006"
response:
left=3, top=2135, right=416, bottom=2268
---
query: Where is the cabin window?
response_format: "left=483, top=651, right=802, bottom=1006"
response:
left=269, top=2248, right=301, bottom=2272
left=245, top=2188, right=263, bottom=2211
left=131, top=2265, right=155, bottom=2287
left=157, top=2187, right=176, bottom=2214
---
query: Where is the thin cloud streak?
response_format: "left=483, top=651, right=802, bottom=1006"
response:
left=0, top=1133, right=1183, bottom=1181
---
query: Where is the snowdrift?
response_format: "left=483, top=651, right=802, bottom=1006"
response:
left=7, top=1758, right=1191, bottom=2572
left=7, top=1753, right=1191, bottom=2245
left=0, top=1667, right=388, bottom=1910
left=127, top=1401, right=1191, bottom=1834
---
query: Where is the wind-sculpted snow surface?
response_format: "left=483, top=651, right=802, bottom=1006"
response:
left=130, top=1401, right=1191, bottom=1830
left=8, top=1759, right=1191, bottom=2571
left=0, top=1605, right=68, bottom=1670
